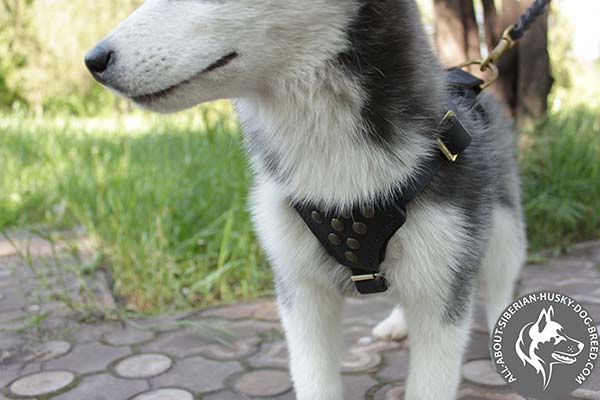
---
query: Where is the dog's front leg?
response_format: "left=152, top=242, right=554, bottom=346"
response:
left=276, top=278, right=344, bottom=400
left=403, top=295, right=473, bottom=400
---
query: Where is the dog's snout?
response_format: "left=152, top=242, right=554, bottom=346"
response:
left=85, top=45, right=114, bottom=75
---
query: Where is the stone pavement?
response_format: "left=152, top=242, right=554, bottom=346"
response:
left=1, top=233, right=600, bottom=399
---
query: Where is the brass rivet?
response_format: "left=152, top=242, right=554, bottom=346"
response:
left=311, top=211, right=324, bottom=224
left=347, top=238, right=360, bottom=250
left=328, top=233, right=341, bottom=245
left=331, top=219, right=344, bottom=232
left=361, top=207, right=375, bottom=218
left=345, top=251, right=358, bottom=264
left=341, top=210, right=352, bottom=219
left=352, top=222, right=367, bottom=235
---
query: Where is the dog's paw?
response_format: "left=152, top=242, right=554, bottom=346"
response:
left=372, top=307, right=408, bottom=341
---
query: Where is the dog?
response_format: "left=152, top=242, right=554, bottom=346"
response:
left=85, top=1, right=526, bottom=399
left=516, top=306, right=584, bottom=390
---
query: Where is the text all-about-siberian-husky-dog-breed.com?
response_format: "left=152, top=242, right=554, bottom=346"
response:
left=85, top=0, right=526, bottom=399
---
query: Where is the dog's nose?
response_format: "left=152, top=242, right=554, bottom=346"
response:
left=85, top=45, right=114, bottom=75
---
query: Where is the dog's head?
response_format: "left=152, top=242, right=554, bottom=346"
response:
left=85, top=0, right=355, bottom=113
left=515, top=306, right=584, bottom=388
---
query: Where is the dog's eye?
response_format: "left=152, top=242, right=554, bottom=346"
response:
left=554, top=336, right=565, bottom=344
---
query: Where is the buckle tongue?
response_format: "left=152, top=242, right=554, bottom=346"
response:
left=351, top=273, right=380, bottom=282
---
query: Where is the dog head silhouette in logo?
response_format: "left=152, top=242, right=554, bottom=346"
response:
left=515, top=306, right=584, bottom=389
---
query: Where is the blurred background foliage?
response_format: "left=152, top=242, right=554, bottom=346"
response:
left=0, top=0, right=599, bottom=312
left=0, top=0, right=142, bottom=115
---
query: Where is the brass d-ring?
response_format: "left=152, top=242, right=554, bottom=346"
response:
left=458, top=59, right=500, bottom=90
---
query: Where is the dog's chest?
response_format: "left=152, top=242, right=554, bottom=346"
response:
left=249, top=176, right=466, bottom=298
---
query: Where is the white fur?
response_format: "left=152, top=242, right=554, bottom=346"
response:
left=372, top=306, right=408, bottom=341
left=480, top=206, right=526, bottom=332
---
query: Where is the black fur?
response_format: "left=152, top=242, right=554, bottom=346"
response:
left=338, top=0, right=445, bottom=147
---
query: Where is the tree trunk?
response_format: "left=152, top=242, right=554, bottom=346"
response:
left=433, top=0, right=553, bottom=124
left=433, top=0, right=481, bottom=66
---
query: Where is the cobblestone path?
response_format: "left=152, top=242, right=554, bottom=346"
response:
left=1, top=234, right=599, bottom=399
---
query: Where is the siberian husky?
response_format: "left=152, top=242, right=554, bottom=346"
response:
left=85, top=0, right=526, bottom=398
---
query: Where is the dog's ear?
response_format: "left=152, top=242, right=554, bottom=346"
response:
left=535, top=307, right=552, bottom=333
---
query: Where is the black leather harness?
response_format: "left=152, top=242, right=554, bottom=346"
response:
left=293, top=68, right=485, bottom=294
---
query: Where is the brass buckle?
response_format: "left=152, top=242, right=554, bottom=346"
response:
left=437, top=110, right=459, bottom=162
left=351, top=273, right=380, bottom=282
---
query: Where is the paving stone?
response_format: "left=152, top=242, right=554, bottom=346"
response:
left=131, top=388, right=195, bottom=400
left=114, top=353, right=172, bottom=378
left=46, top=341, right=130, bottom=374
left=8, top=370, right=75, bottom=397
left=65, top=320, right=123, bottom=343
left=342, top=341, right=398, bottom=372
left=376, top=349, right=410, bottom=382
left=461, top=359, right=507, bottom=387
left=103, top=328, right=154, bottom=346
left=464, top=332, right=491, bottom=361
left=140, top=325, right=261, bottom=360
left=457, top=386, right=525, bottom=399
left=198, top=299, right=279, bottom=321
left=248, top=340, right=289, bottom=369
left=203, top=390, right=295, bottom=400
left=344, top=296, right=395, bottom=326
left=53, top=373, right=148, bottom=400
left=151, top=356, right=243, bottom=393
left=342, top=324, right=400, bottom=373
left=373, top=384, right=525, bottom=400
left=24, top=340, right=71, bottom=362
left=0, top=362, right=42, bottom=388
left=128, top=311, right=198, bottom=333
left=234, top=369, right=292, bottom=397
left=0, top=289, right=26, bottom=311
left=0, top=280, right=15, bottom=290
left=0, top=310, right=26, bottom=331
left=580, top=364, right=600, bottom=391
left=573, top=389, right=600, bottom=400
left=343, top=374, right=378, bottom=400
left=373, top=384, right=404, bottom=400
left=0, top=332, right=23, bottom=350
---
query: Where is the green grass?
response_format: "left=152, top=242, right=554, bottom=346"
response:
left=521, top=106, right=600, bottom=251
left=1, top=99, right=599, bottom=313
left=0, top=103, right=271, bottom=312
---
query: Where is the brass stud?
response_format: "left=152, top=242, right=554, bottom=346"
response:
left=346, top=238, right=360, bottom=250
left=331, top=219, right=344, bottom=232
left=341, top=210, right=352, bottom=219
left=352, top=222, right=368, bottom=235
left=345, top=251, right=358, bottom=264
left=361, top=207, right=375, bottom=218
left=328, top=233, right=341, bottom=246
left=311, top=211, right=324, bottom=224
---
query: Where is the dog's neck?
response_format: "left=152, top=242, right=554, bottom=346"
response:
left=236, top=0, right=447, bottom=209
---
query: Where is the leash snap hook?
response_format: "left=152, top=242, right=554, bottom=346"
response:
left=458, top=59, right=499, bottom=90
left=481, top=25, right=516, bottom=71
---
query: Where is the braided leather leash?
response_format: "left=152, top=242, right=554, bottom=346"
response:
left=461, top=0, right=552, bottom=90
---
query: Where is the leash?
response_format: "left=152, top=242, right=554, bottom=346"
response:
left=459, top=0, right=552, bottom=90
